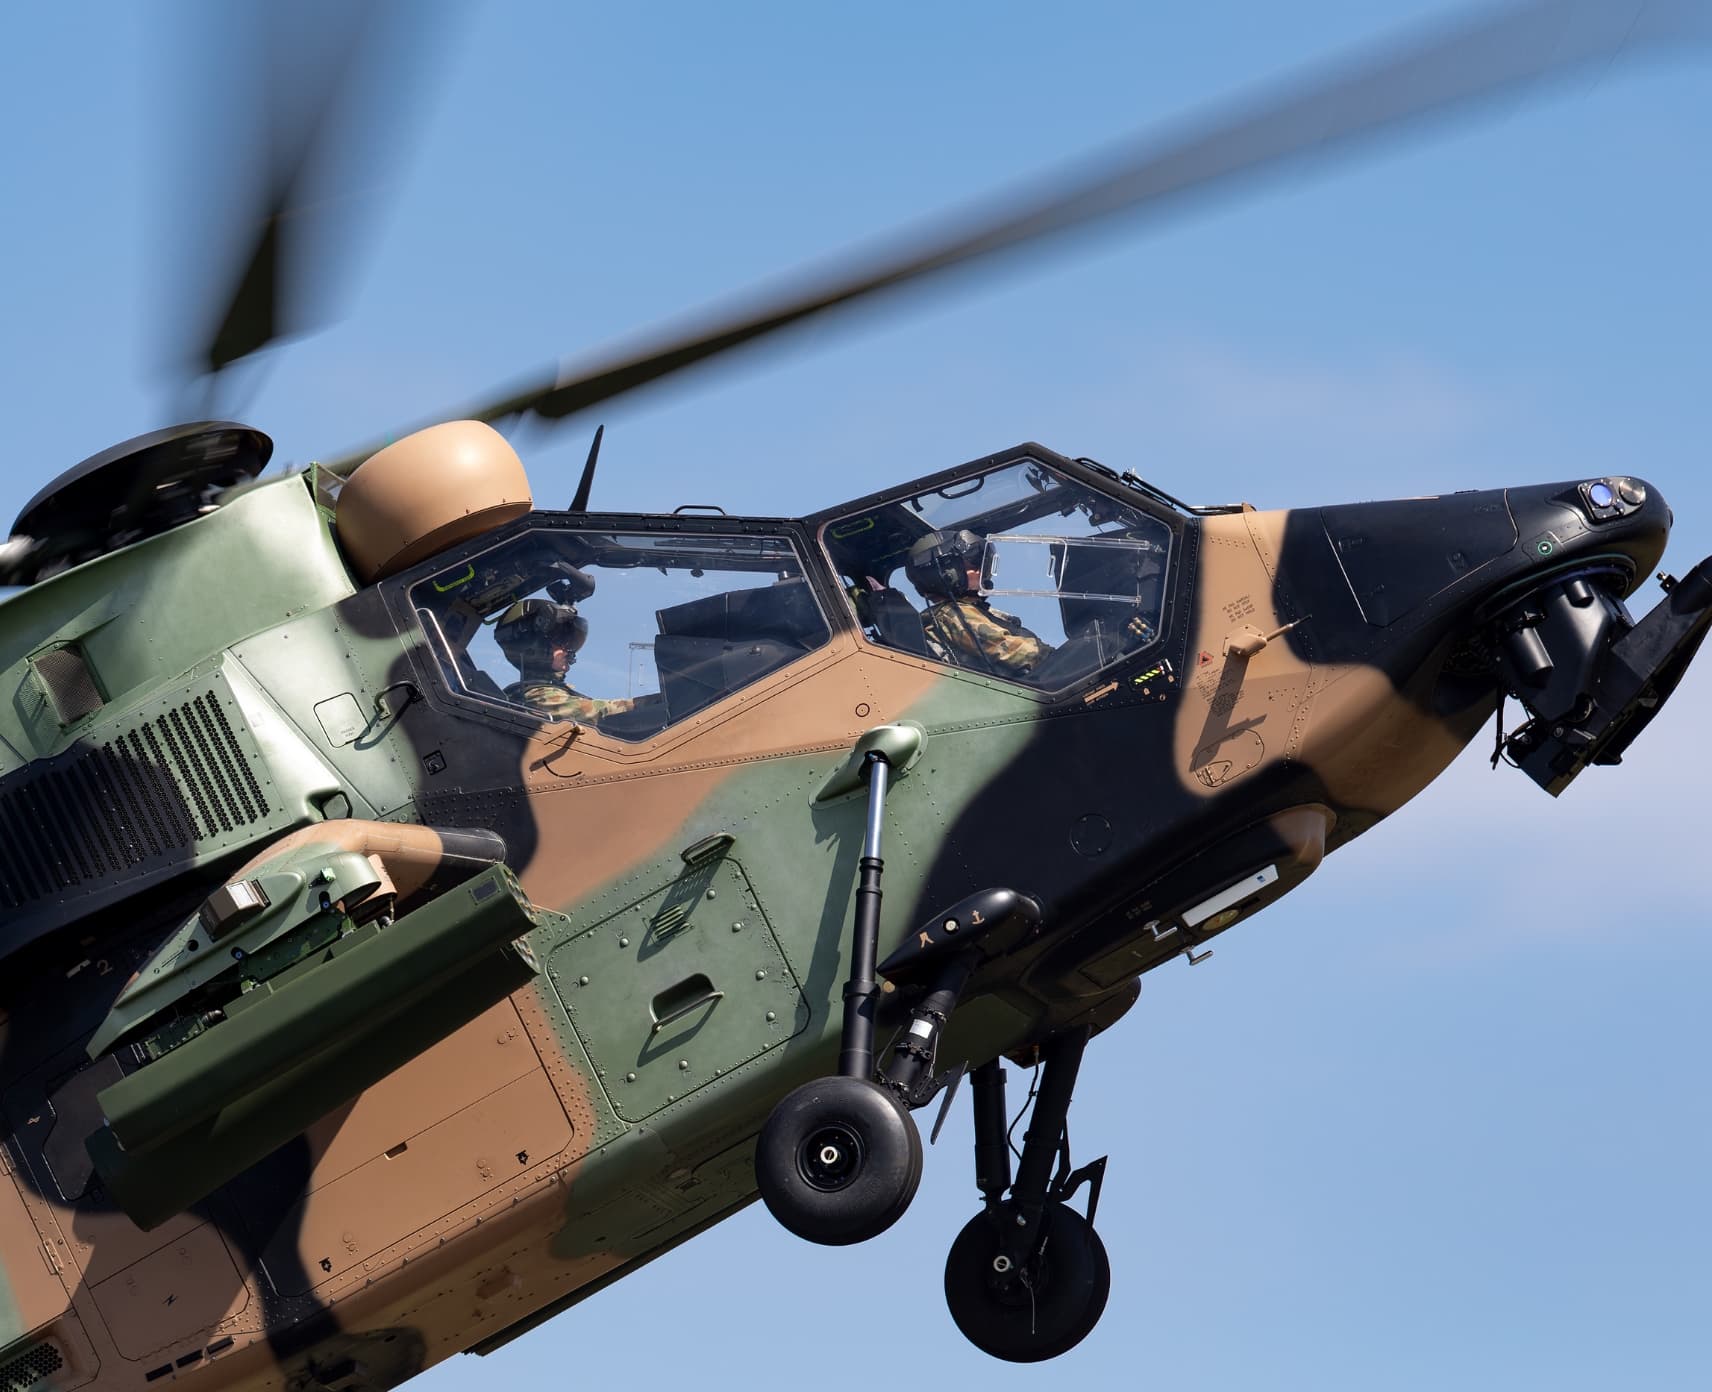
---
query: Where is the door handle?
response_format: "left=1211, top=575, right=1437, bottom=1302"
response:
left=650, top=985, right=724, bottom=1036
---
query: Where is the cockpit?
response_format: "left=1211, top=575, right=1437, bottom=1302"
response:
left=395, top=447, right=1179, bottom=742
left=819, top=456, right=1175, bottom=690
left=409, top=525, right=832, bottom=741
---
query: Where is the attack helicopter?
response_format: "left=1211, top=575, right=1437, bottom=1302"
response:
left=3, top=2, right=1710, bottom=1388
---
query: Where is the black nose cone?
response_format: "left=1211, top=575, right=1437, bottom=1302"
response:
left=1318, top=486, right=1517, bottom=628
left=1507, top=476, right=1669, bottom=586
left=1272, top=476, right=1677, bottom=671
left=1313, top=475, right=1671, bottom=635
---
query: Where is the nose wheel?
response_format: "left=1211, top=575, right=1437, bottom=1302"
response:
left=944, top=1200, right=1111, bottom=1362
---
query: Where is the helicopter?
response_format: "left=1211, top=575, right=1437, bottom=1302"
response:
left=3, top=2, right=1711, bottom=1389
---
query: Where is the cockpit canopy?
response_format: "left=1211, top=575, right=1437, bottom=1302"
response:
left=396, top=448, right=1179, bottom=745
left=819, top=456, right=1174, bottom=689
left=409, top=524, right=832, bottom=741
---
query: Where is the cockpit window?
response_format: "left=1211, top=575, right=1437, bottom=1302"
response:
left=409, top=527, right=830, bottom=740
left=820, top=459, right=1171, bottom=690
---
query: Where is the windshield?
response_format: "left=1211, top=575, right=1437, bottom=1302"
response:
left=409, top=527, right=830, bottom=740
left=820, top=459, right=1171, bottom=690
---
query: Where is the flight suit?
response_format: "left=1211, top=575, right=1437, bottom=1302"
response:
left=921, top=597, right=1050, bottom=677
left=506, top=680, right=637, bottom=722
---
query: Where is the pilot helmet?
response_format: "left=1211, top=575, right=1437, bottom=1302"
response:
left=905, top=528, right=986, bottom=598
left=494, top=597, right=588, bottom=672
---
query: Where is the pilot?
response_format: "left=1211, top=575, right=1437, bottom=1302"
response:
left=905, top=528, right=1052, bottom=678
left=493, top=597, right=636, bottom=723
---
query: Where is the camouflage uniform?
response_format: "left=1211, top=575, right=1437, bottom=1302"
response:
left=921, top=597, right=1050, bottom=677
left=506, top=680, right=637, bottom=722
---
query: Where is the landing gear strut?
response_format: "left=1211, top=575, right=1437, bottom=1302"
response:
left=943, top=1029, right=1112, bottom=1361
left=757, top=750, right=924, bottom=1244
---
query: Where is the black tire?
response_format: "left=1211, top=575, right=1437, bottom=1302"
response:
left=755, top=1076, right=923, bottom=1245
left=943, top=1201, right=1111, bottom=1362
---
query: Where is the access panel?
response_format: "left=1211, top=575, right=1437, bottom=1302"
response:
left=550, top=855, right=809, bottom=1122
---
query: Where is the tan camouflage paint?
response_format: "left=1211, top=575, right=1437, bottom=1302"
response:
left=1181, top=507, right=1475, bottom=820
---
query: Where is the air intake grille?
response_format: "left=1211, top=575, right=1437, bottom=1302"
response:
left=0, top=690, right=271, bottom=909
left=30, top=644, right=104, bottom=725
left=0, top=1341, right=63, bottom=1392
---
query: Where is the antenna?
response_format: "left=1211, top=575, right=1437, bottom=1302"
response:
left=571, top=424, right=603, bottom=512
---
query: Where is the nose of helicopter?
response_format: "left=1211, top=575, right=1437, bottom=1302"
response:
left=1503, top=474, right=1670, bottom=587
left=1306, top=473, right=1672, bottom=640
left=1326, top=472, right=1692, bottom=797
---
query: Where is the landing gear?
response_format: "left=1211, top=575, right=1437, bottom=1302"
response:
left=755, top=1074, right=923, bottom=1245
left=755, top=733, right=1046, bottom=1251
left=751, top=735, right=1106, bottom=1360
left=758, top=746, right=923, bottom=1244
left=944, top=1201, right=1110, bottom=1362
left=943, top=1029, right=1112, bottom=1361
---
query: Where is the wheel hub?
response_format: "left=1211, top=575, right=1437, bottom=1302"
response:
left=798, top=1123, right=864, bottom=1191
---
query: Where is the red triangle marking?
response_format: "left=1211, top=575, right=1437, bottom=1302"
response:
left=1198, top=650, right=1214, bottom=666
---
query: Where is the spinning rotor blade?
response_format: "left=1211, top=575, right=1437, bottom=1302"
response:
left=327, top=0, right=1708, bottom=473
left=168, top=1, right=454, bottom=391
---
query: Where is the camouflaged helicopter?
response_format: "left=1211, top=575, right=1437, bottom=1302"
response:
left=4, top=2, right=1712, bottom=1388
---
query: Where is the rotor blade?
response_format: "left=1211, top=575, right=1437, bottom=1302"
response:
left=166, top=1, right=455, bottom=387
left=327, top=0, right=1708, bottom=470
left=197, top=11, right=371, bottom=378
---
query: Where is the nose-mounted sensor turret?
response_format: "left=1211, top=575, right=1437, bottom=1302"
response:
left=1491, top=550, right=1712, bottom=796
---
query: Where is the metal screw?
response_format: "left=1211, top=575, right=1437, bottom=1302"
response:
left=1015, top=1214, right=1027, bottom=1227
left=579, top=975, right=590, bottom=986
left=992, top=1255, right=1013, bottom=1273
left=943, top=918, right=958, bottom=933
left=619, top=936, right=629, bottom=947
left=731, top=922, right=743, bottom=932
left=679, top=1060, right=690, bottom=1071
left=625, top=1072, right=636, bottom=1083
left=766, top=1011, right=776, bottom=1022
left=755, top=969, right=767, bottom=980
left=706, top=888, right=717, bottom=899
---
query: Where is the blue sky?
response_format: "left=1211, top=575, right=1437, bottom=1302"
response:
left=2, top=3, right=1708, bottom=1388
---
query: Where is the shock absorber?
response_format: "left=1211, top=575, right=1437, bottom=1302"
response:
left=879, top=951, right=977, bottom=1104
left=838, top=751, right=891, bottom=1080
